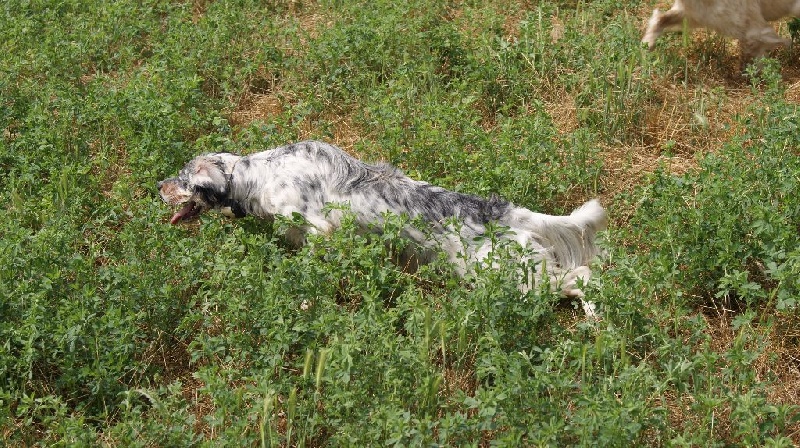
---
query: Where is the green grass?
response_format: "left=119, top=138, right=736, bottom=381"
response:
left=2, top=0, right=799, bottom=445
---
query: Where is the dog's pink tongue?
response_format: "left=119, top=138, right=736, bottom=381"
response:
left=170, top=203, right=194, bottom=225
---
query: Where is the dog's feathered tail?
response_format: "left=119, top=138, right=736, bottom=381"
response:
left=559, top=199, right=607, bottom=267
left=504, top=199, right=607, bottom=269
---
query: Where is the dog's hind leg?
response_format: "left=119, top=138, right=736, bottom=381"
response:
left=557, top=266, right=598, bottom=319
left=517, top=259, right=598, bottom=318
left=740, top=25, right=791, bottom=65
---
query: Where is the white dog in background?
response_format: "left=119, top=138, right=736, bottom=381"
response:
left=158, top=140, right=607, bottom=317
left=642, top=0, right=800, bottom=65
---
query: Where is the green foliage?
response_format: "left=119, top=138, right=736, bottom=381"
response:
left=629, top=75, right=800, bottom=311
left=1, top=0, right=798, bottom=446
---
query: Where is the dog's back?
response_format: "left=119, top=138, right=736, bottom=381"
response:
left=266, top=141, right=514, bottom=229
left=296, top=140, right=608, bottom=271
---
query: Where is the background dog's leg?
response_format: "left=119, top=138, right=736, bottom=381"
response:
left=740, top=26, right=791, bottom=67
left=643, top=7, right=686, bottom=50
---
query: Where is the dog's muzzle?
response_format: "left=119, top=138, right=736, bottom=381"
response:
left=157, top=179, right=246, bottom=224
left=169, top=200, right=206, bottom=224
left=157, top=179, right=205, bottom=225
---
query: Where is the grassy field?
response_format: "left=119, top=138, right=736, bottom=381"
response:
left=2, top=0, right=800, bottom=445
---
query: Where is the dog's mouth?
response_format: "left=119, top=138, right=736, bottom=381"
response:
left=170, top=201, right=205, bottom=224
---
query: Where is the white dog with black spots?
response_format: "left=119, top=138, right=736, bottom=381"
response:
left=158, top=140, right=607, bottom=317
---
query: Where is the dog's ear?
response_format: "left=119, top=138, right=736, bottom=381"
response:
left=192, top=158, right=228, bottom=195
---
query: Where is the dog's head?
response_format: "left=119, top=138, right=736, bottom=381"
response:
left=158, top=153, right=243, bottom=224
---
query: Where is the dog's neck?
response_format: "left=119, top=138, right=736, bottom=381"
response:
left=220, top=158, right=247, bottom=218
left=223, top=157, right=241, bottom=187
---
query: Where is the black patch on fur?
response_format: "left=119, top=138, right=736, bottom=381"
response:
left=195, top=185, right=226, bottom=207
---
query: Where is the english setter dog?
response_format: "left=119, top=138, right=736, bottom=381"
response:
left=158, top=140, right=607, bottom=317
left=643, top=0, right=800, bottom=66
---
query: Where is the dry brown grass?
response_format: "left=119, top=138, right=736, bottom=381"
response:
left=765, top=319, right=800, bottom=441
left=229, top=93, right=284, bottom=129
left=228, top=89, right=365, bottom=156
